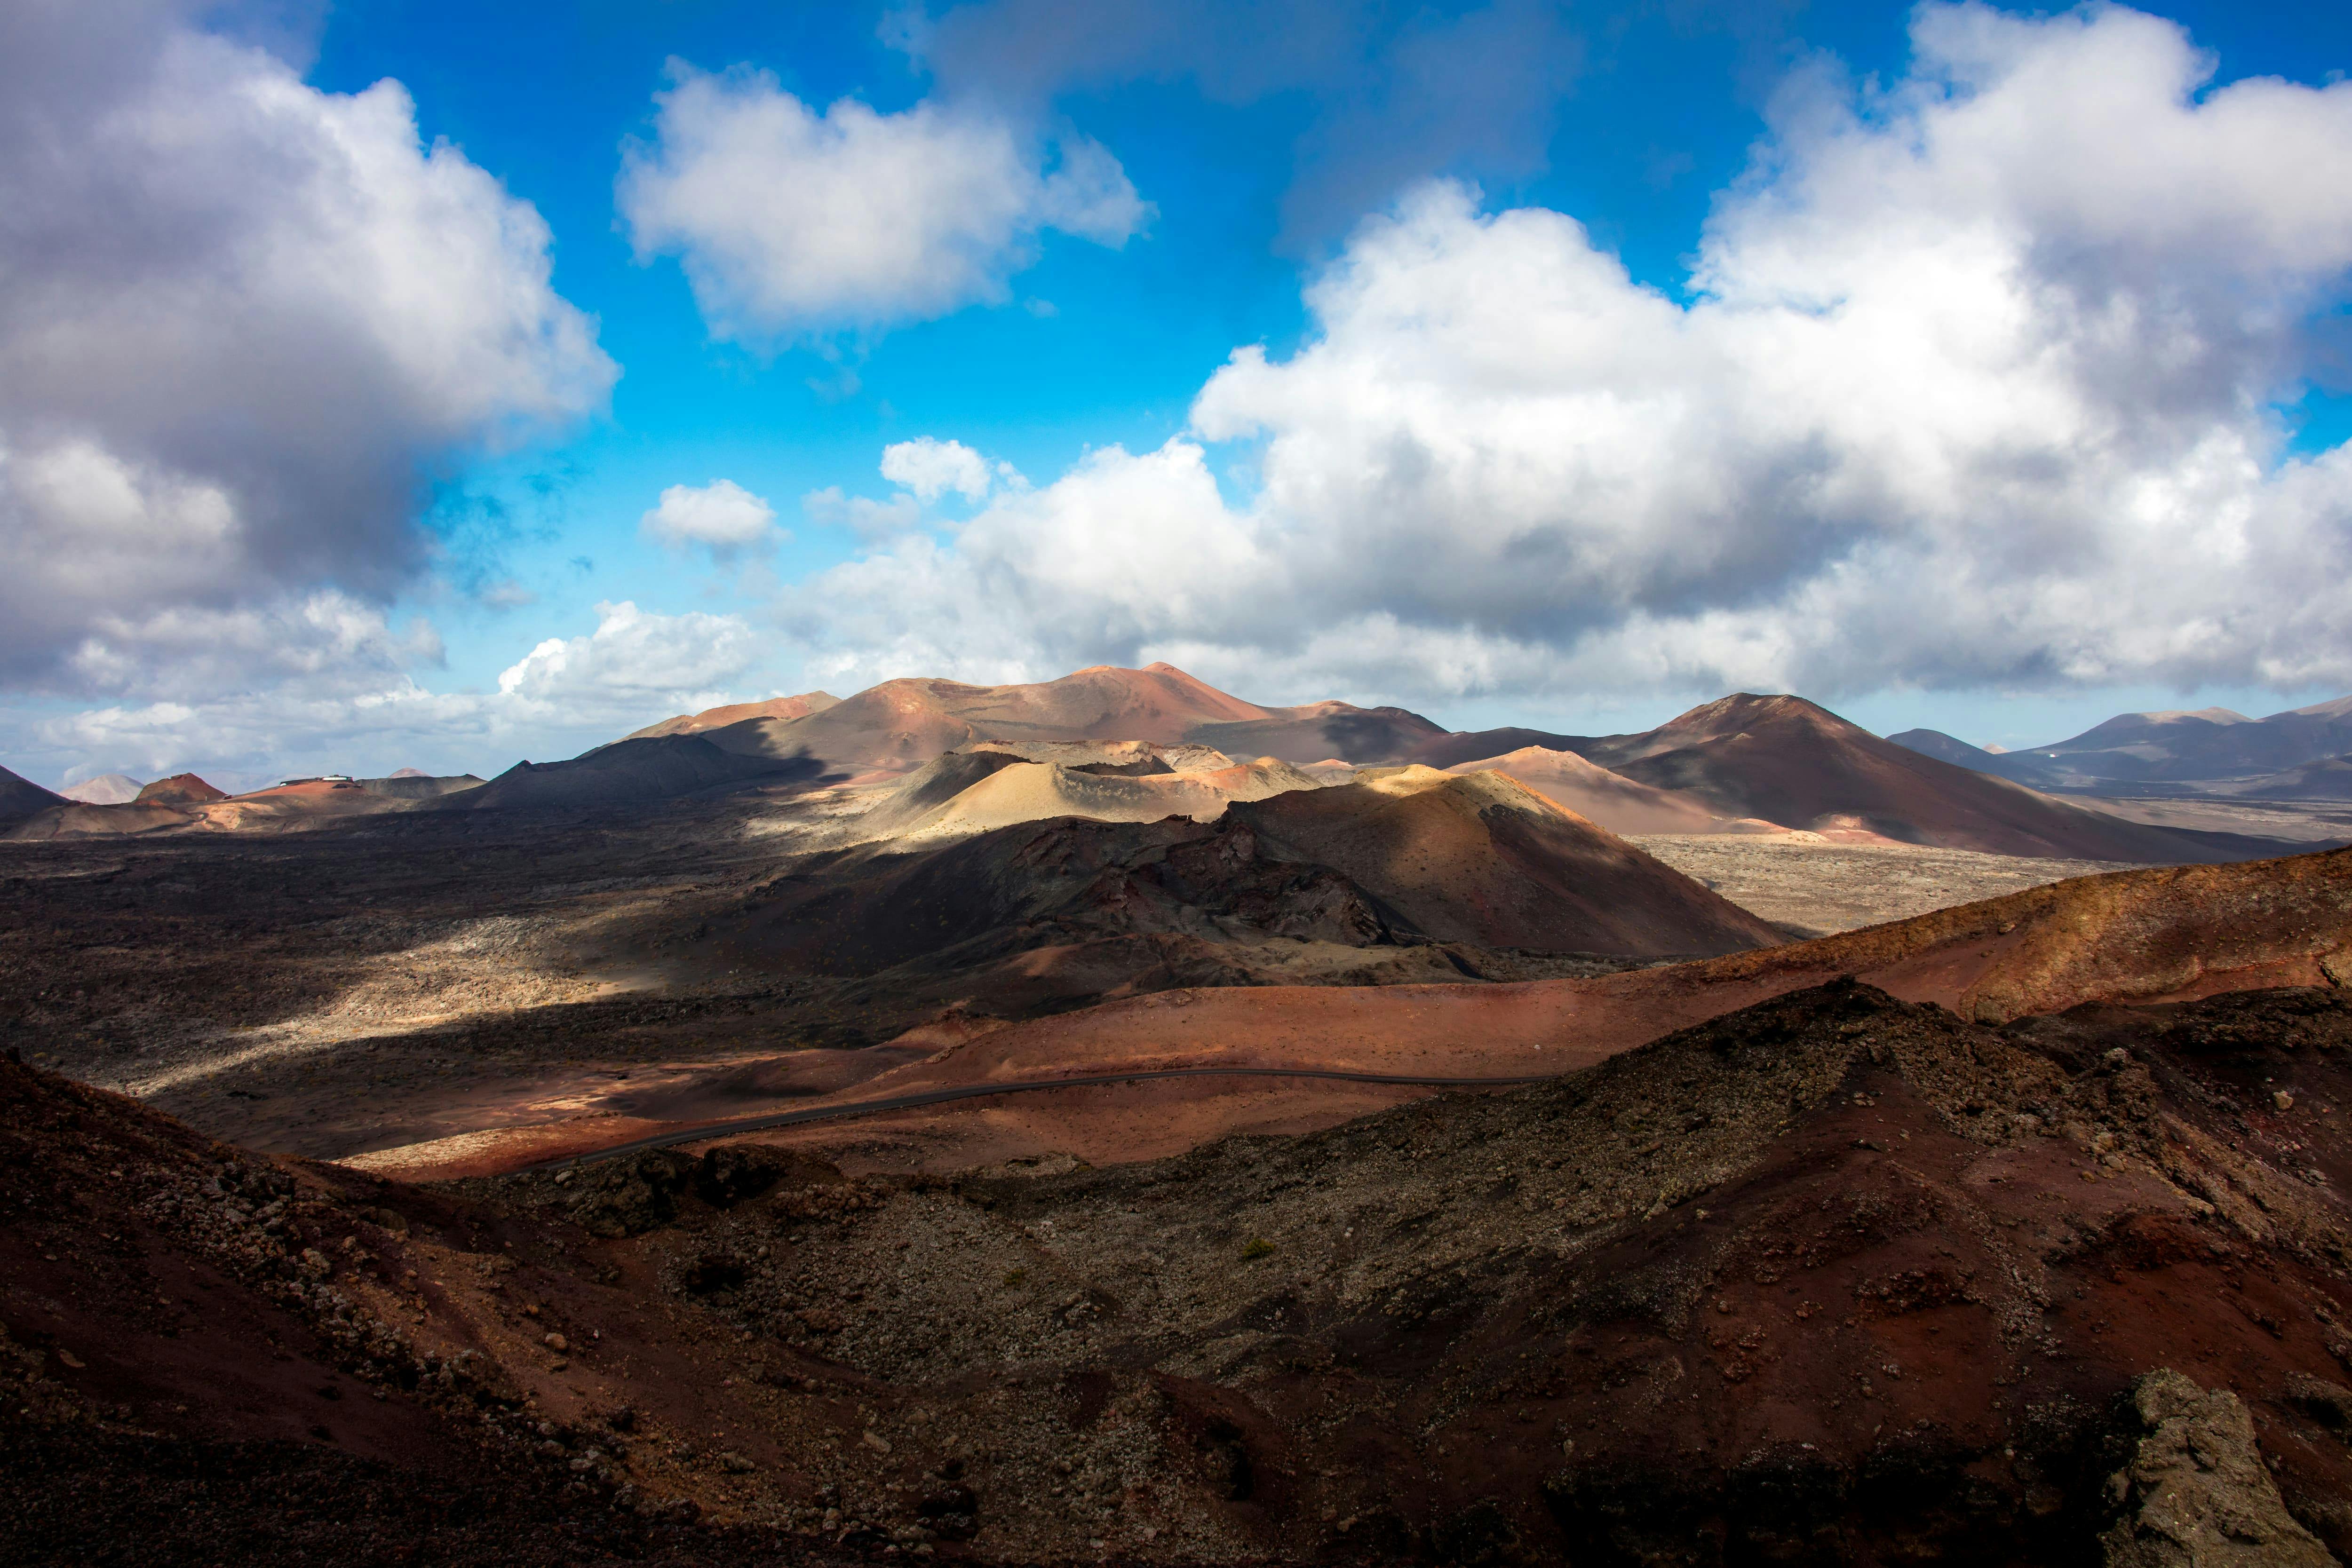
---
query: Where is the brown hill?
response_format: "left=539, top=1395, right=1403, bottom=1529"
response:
left=1440, top=745, right=1763, bottom=834
left=729, top=844, right=2352, bottom=1178
left=648, top=765, right=1778, bottom=1034
left=1574, top=694, right=2284, bottom=861
left=1238, top=767, right=1783, bottom=955
left=134, top=773, right=227, bottom=805
left=622, top=690, right=839, bottom=741
left=633, top=663, right=1450, bottom=776
left=0, top=763, right=67, bottom=824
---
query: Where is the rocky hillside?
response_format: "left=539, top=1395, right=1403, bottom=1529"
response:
left=9, top=979, right=2352, bottom=1562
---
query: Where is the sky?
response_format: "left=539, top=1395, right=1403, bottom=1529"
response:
left=5, top=0, right=2352, bottom=790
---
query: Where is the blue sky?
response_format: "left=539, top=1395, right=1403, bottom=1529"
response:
left=5, top=0, right=2352, bottom=786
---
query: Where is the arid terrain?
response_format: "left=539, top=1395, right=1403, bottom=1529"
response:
left=8, top=665, right=2352, bottom=1565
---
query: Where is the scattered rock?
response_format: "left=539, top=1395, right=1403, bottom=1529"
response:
left=2099, top=1369, right=2333, bottom=1567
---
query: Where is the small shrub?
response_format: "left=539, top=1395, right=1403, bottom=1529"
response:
left=1001, top=1267, right=1028, bottom=1286
left=1241, top=1237, right=1275, bottom=1260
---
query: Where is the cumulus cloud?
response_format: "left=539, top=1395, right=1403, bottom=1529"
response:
left=0, top=1, right=614, bottom=693
left=495, top=600, right=762, bottom=720
left=892, top=0, right=1587, bottom=247
left=784, top=4, right=2352, bottom=705
left=641, top=478, right=780, bottom=555
left=25, top=601, right=764, bottom=785
left=880, top=437, right=996, bottom=502
left=802, top=487, right=925, bottom=542
left=617, top=62, right=1150, bottom=340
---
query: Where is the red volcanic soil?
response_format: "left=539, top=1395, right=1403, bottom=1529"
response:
left=625, top=691, right=841, bottom=741
left=17, top=982, right=2352, bottom=1562
left=135, top=772, right=229, bottom=805
left=591, top=845, right=2352, bottom=1178
left=1238, top=768, right=1781, bottom=956
left=654, top=663, right=1450, bottom=776
left=1574, top=694, right=2280, bottom=861
left=0, top=1051, right=862, bottom=1565
left=236, top=778, right=368, bottom=801
left=1441, top=745, right=1748, bottom=835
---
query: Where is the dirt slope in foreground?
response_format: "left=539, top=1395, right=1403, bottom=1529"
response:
left=12, top=984, right=2352, bottom=1563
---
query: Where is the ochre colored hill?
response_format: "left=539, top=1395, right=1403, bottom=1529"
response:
left=634, top=663, right=1450, bottom=776
left=1575, top=694, right=2276, bottom=861
left=677, top=763, right=1779, bottom=1019
left=1440, top=745, right=1760, bottom=835
left=134, top=773, right=227, bottom=805
left=1237, top=767, right=1783, bottom=956
left=622, top=690, right=839, bottom=741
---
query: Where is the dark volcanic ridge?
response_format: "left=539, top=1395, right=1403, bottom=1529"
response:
left=9, top=980, right=2352, bottom=1563
left=0, top=763, right=66, bottom=825
left=633, top=768, right=1781, bottom=1038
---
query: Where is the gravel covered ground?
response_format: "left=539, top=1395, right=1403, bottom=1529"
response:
left=24, top=978, right=2352, bottom=1563
left=1628, top=835, right=2124, bottom=938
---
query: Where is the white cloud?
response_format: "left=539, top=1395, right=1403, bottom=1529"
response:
left=641, top=478, right=779, bottom=554
left=0, top=3, right=614, bottom=691
left=617, top=62, right=1151, bottom=340
left=802, top=486, right=924, bottom=542
left=495, top=600, right=761, bottom=719
left=21, top=600, right=765, bottom=785
left=880, top=437, right=995, bottom=502
left=781, top=4, right=2352, bottom=705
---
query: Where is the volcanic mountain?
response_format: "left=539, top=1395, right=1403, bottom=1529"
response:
left=1568, top=694, right=2279, bottom=860
left=134, top=773, right=227, bottom=805
left=453, top=736, right=827, bottom=812
left=647, top=663, right=1450, bottom=777
left=2234, top=754, right=2352, bottom=800
left=1439, top=745, right=1755, bottom=834
left=1894, top=695, right=2352, bottom=792
left=847, top=747, right=1326, bottom=844
left=645, top=764, right=1780, bottom=1034
left=57, top=772, right=144, bottom=805
left=0, top=763, right=66, bottom=824
left=622, top=690, right=841, bottom=741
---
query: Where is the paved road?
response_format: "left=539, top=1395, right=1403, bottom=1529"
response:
left=526, top=1064, right=1561, bottom=1172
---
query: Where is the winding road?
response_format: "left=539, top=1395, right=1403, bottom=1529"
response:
left=530, top=1064, right=1563, bottom=1171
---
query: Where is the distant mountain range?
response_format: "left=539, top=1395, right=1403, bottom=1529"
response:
left=1887, top=694, right=2352, bottom=795
left=11, top=666, right=2346, bottom=859
left=571, top=669, right=2296, bottom=863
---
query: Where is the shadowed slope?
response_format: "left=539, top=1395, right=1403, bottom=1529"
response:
left=454, top=736, right=826, bottom=811
left=1581, top=695, right=2280, bottom=860
left=0, top=763, right=67, bottom=824
left=1238, top=768, right=1783, bottom=956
